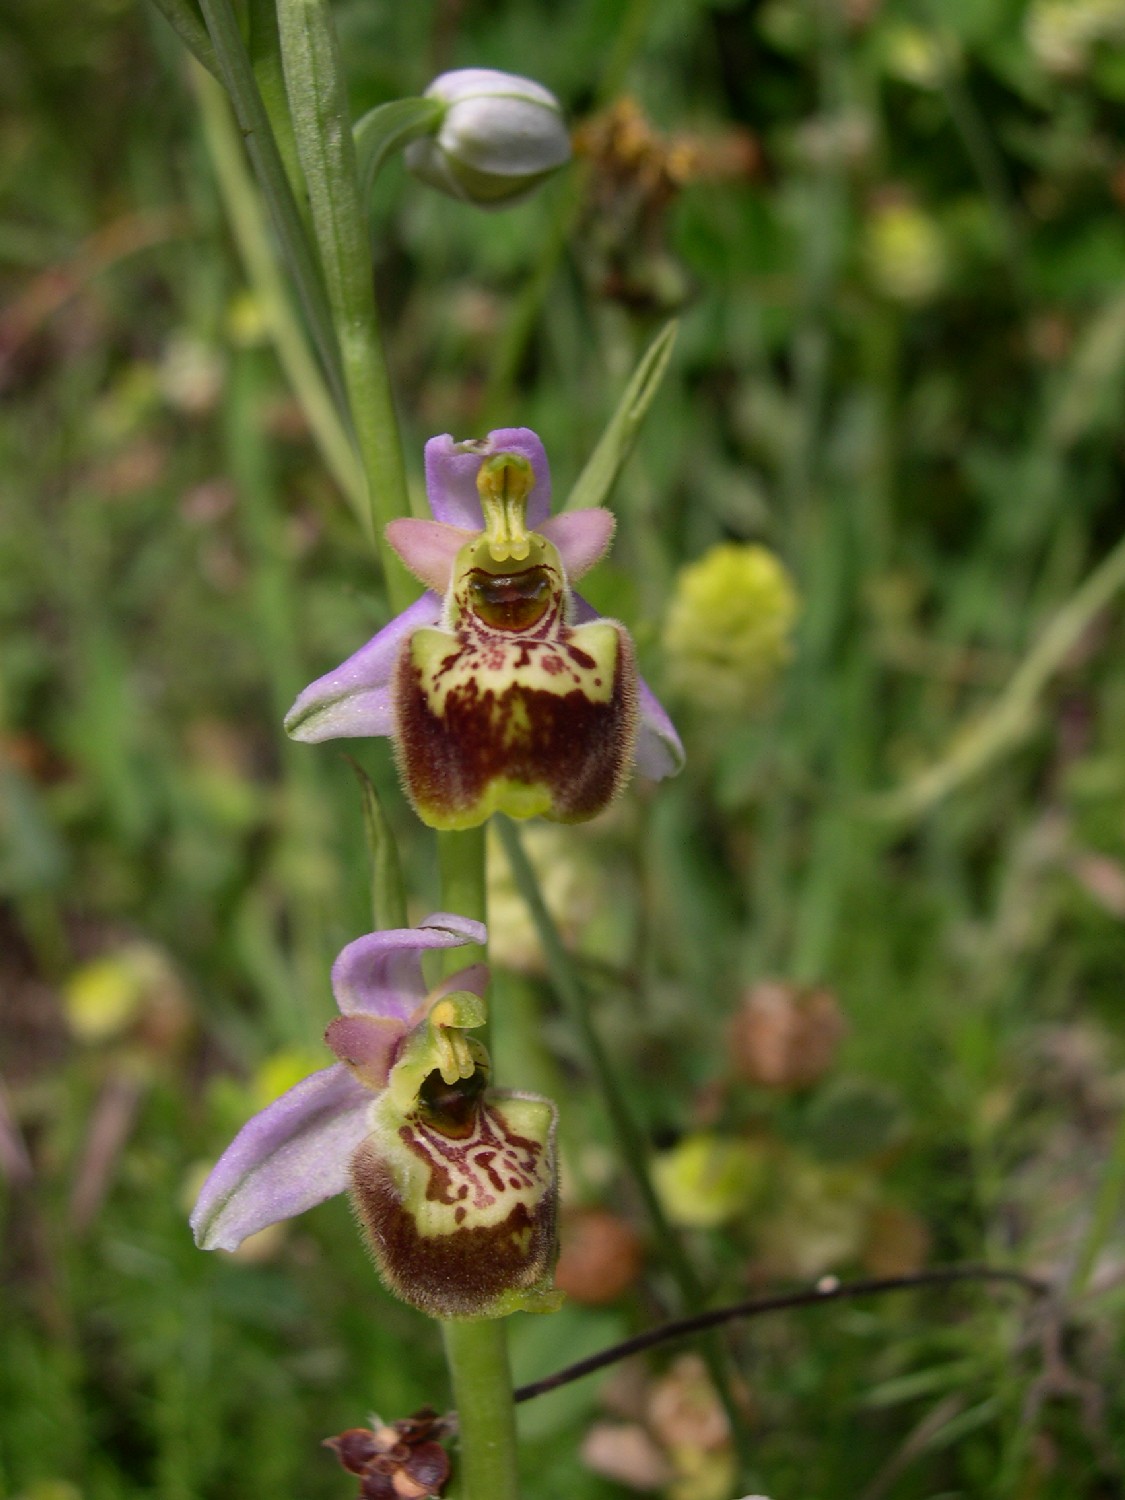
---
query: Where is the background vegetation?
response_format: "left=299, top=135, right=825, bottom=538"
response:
left=3, top=0, right=1125, bottom=1496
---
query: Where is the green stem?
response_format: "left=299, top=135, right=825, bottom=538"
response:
left=919, top=0, right=1025, bottom=282
left=494, top=817, right=752, bottom=1480
left=1070, top=1102, right=1125, bottom=1297
left=438, top=827, right=487, bottom=971
left=865, top=527, right=1125, bottom=822
left=275, top=0, right=414, bottom=607
left=192, top=63, right=369, bottom=528
left=436, top=827, right=519, bottom=1500
left=196, top=0, right=347, bottom=417
left=442, top=1320, right=520, bottom=1500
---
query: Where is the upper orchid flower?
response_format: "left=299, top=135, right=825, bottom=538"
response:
left=285, top=428, right=684, bottom=830
left=191, top=915, right=558, bottom=1320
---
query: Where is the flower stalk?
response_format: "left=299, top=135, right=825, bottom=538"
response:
left=442, top=1318, right=521, bottom=1500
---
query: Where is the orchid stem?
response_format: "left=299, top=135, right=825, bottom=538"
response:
left=441, top=1319, right=520, bottom=1500
left=495, top=817, right=753, bottom=1481
left=275, top=0, right=415, bottom=606
left=438, top=828, right=487, bottom=973
left=437, top=826, right=519, bottom=1500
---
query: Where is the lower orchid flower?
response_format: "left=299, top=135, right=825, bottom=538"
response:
left=191, top=915, right=559, bottom=1320
left=284, top=427, right=684, bottom=830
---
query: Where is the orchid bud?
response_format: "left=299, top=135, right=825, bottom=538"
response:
left=405, top=68, right=571, bottom=208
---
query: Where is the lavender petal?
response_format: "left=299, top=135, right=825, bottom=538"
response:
left=330, top=913, right=488, bottom=1021
left=190, top=1064, right=372, bottom=1251
left=423, top=428, right=551, bottom=531
left=284, top=593, right=442, bottom=743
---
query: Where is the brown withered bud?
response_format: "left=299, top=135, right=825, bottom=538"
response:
left=728, top=980, right=847, bottom=1091
left=555, top=1207, right=645, bottom=1305
left=645, top=1353, right=734, bottom=1453
left=326, top=1410, right=452, bottom=1500
left=327, top=1428, right=381, bottom=1475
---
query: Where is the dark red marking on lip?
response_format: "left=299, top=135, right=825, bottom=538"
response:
left=394, top=626, right=638, bottom=826
left=351, top=1101, right=557, bottom=1319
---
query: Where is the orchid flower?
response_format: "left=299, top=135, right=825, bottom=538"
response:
left=191, top=915, right=558, bottom=1320
left=284, top=428, right=684, bottom=830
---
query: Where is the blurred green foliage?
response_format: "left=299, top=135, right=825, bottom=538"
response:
left=3, top=0, right=1125, bottom=1496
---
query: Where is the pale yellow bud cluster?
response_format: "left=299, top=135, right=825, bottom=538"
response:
left=863, top=200, right=946, bottom=304
left=662, top=542, right=798, bottom=714
left=1027, top=0, right=1125, bottom=75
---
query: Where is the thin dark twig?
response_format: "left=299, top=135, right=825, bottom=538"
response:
left=513, top=1265, right=1050, bottom=1404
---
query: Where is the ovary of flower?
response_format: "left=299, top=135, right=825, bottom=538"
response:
left=284, top=428, right=684, bottom=829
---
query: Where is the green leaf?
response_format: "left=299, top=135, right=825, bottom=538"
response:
left=563, top=319, right=678, bottom=512
left=344, top=756, right=407, bottom=932
left=147, top=0, right=220, bottom=78
left=353, top=97, right=445, bottom=203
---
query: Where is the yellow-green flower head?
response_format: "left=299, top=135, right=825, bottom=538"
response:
left=863, top=199, right=946, bottom=304
left=652, top=1133, right=766, bottom=1229
left=1027, top=0, right=1125, bottom=75
left=662, top=542, right=798, bottom=713
left=881, top=24, right=947, bottom=88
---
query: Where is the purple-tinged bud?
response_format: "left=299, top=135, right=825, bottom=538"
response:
left=405, top=68, right=571, bottom=209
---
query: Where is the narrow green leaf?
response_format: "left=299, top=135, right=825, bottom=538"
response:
left=563, top=319, right=679, bottom=512
left=196, top=0, right=347, bottom=416
left=863, top=1359, right=978, bottom=1411
left=344, top=757, right=407, bottom=932
left=248, top=0, right=306, bottom=212
left=147, top=0, right=220, bottom=79
left=353, top=98, right=445, bottom=204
